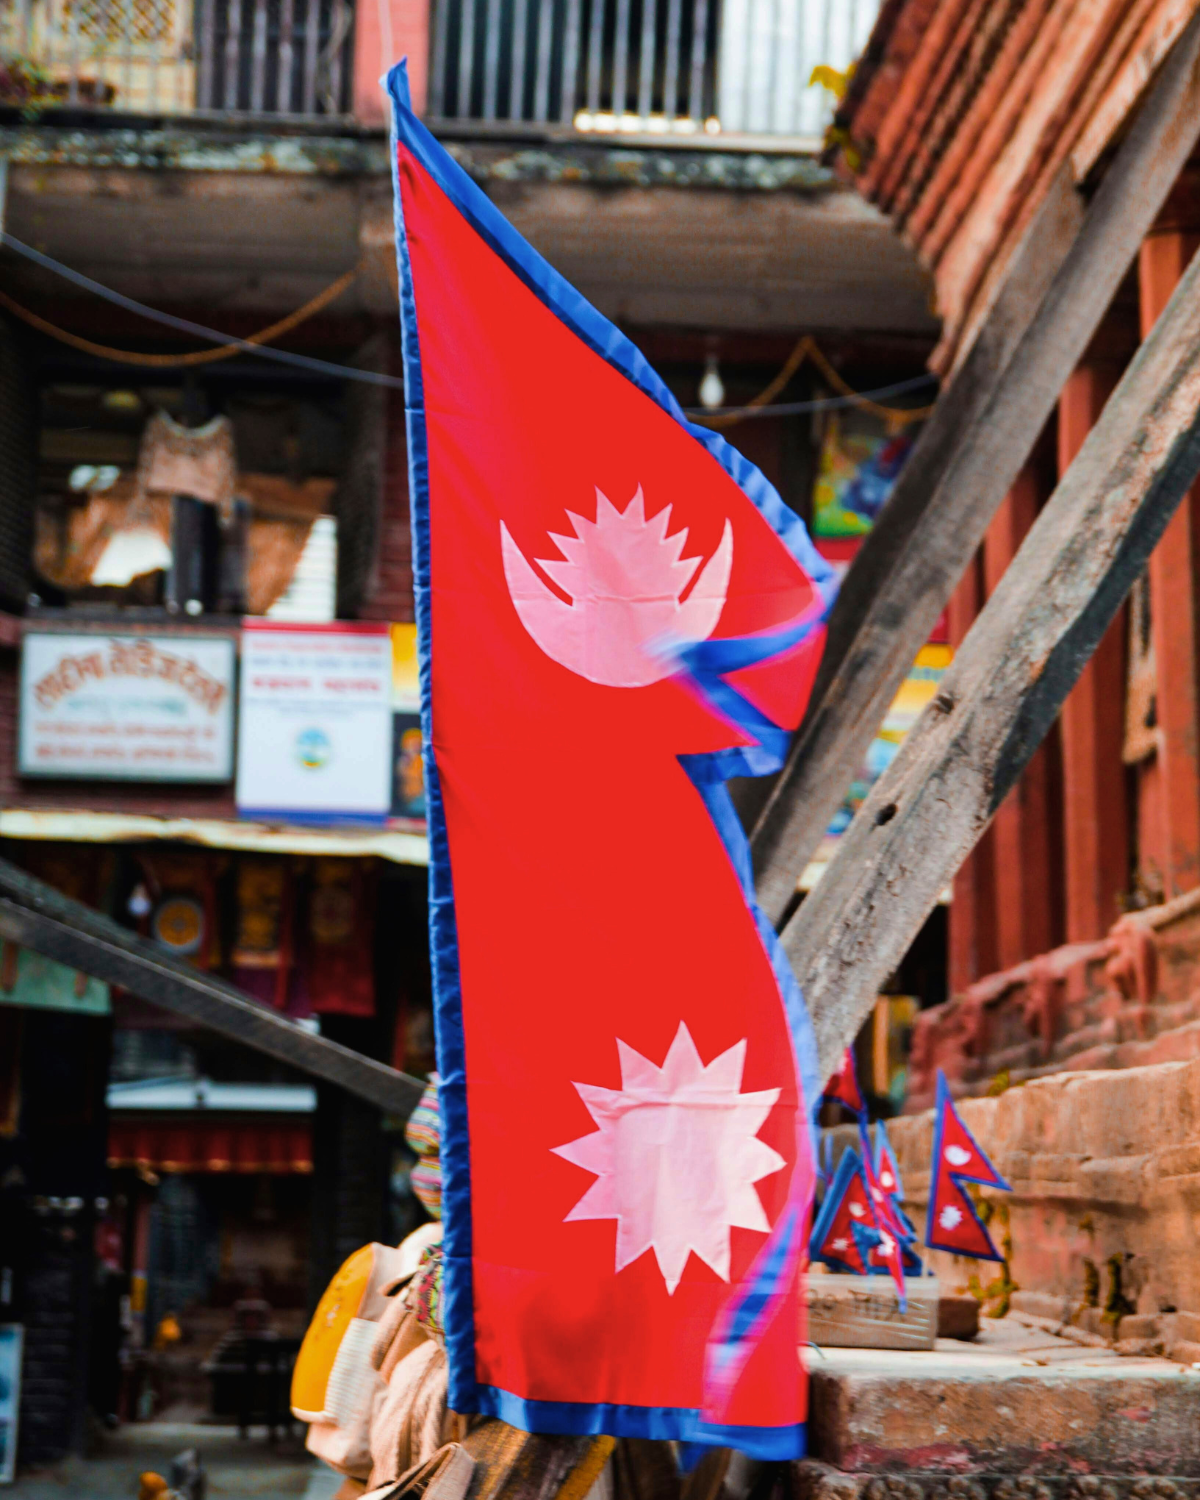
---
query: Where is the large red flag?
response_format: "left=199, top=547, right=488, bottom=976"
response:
left=388, top=63, right=836, bottom=1456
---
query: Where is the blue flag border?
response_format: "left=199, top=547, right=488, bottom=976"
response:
left=386, top=59, right=837, bottom=1459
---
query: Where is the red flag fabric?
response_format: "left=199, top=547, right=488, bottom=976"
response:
left=823, top=1048, right=866, bottom=1117
left=925, top=1071, right=1011, bottom=1261
left=387, top=63, right=836, bottom=1458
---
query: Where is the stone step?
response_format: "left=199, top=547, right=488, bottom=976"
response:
left=805, top=1317, right=1200, bottom=1484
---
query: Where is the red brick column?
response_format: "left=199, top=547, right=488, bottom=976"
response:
left=948, top=550, right=998, bottom=992
left=984, top=466, right=1060, bottom=969
left=1139, top=227, right=1200, bottom=898
left=1058, top=364, right=1129, bottom=941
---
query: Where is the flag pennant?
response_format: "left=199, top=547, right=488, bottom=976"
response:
left=386, top=63, right=837, bottom=1459
left=823, top=1048, right=866, bottom=1118
left=874, top=1119, right=919, bottom=1244
left=858, top=1126, right=907, bottom=1309
left=925, top=1072, right=1012, bottom=1261
left=873, top=1119, right=904, bottom=1201
left=810, top=1149, right=879, bottom=1275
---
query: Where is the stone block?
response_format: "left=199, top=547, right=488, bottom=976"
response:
left=807, top=1335, right=1200, bottom=1476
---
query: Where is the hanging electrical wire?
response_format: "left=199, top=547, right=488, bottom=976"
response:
left=0, top=232, right=939, bottom=421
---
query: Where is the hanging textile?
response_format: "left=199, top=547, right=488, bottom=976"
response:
left=231, top=856, right=294, bottom=1010
left=387, top=63, right=836, bottom=1458
left=295, top=858, right=377, bottom=1018
left=137, top=410, right=237, bottom=523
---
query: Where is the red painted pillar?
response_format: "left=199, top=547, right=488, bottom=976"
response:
left=948, top=551, right=998, bottom=992
left=1058, top=365, right=1130, bottom=941
left=984, top=466, right=1059, bottom=969
left=353, top=0, right=430, bottom=122
left=1139, top=227, right=1200, bottom=897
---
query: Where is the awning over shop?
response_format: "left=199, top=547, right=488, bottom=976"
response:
left=0, top=809, right=429, bottom=866
left=108, top=1117, right=313, bottom=1173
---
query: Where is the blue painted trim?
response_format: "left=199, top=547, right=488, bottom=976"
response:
left=387, top=62, right=479, bottom=1412
left=235, top=808, right=389, bottom=826
left=475, top=1385, right=806, bottom=1461
left=923, top=1071, right=1008, bottom=1263
left=386, top=56, right=836, bottom=1444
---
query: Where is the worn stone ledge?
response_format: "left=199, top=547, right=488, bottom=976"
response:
left=796, top=1464, right=1200, bottom=1500
left=0, top=123, right=836, bottom=191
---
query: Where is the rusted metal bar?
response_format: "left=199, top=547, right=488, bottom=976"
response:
left=0, top=858, right=424, bottom=1115
left=749, top=11, right=1200, bottom=925
left=787, top=242, right=1200, bottom=1081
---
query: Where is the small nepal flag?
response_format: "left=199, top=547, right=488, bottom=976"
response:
left=925, top=1071, right=1012, bottom=1261
left=810, top=1149, right=880, bottom=1275
left=858, top=1126, right=907, bottom=1308
left=874, top=1119, right=920, bottom=1246
left=386, top=63, right=837, bottom=1458
left=823, top=1047, right=866, bottom=1118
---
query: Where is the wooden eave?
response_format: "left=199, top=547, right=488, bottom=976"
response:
left=840, top=0, right=1200, bottom=374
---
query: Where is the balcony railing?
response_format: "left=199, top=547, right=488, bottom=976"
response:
left=0, top=0, right=353, bottom=115
left=427, top=0, right=881, bottom=140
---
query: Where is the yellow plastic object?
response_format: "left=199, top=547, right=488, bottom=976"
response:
left=290, top=1243, right=376, bottom=1420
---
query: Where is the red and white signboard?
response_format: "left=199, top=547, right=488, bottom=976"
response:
left=19, top=631, right=235, bottom=782
left=235, top=621, right=392, bottom=823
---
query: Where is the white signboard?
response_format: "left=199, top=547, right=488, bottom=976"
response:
left=19, top=632, right=235, bottom=782
left=236, top=622, right=392, bottom=822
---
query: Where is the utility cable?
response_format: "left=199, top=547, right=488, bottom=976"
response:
left=0, top=231, right=405, bottom=387
left=0, top=262, right=360, bottom=368
left=0, top=232, right=939, bottom=420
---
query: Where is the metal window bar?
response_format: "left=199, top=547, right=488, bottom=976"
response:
left=427, top=0, right=723, bottom=131
left=532, top=0, right=552, bottom=119
left=558, top=0, right=580, bottom=122
left=250, top=0, right=268, bottom=111
left=278, top=0, right=295, bottom=111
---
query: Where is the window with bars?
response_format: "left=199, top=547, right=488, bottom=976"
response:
left=427, top=0, right=882, bottom=138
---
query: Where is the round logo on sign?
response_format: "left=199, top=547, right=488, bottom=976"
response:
left=295, top=727, right=332, bottom=770
left=152, top=895, right=205, bottom=956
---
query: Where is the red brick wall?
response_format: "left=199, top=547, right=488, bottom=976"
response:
left=360, top=362, right=415, bottom=626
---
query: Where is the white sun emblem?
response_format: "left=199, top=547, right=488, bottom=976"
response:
left=878, top=1232, right=895, bottom=1257
left=551, top=1022, right=784, bottom=1294
left=944, top=1144, right=972, bottom=1167
left=831, top=1237, right=849, bottom=1251
left=939, top=1203, right=964, bottom=1230
left=501, top=487, right=733, bottom=688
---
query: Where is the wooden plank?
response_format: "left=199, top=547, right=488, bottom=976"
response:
left=784, top=234, right=1200, bottom=1082
left=749, top=13, right=1200, bottom=929
left=0, top=858, right=424, bottom=1116
left=807, top=1274, right=939, bottom=1351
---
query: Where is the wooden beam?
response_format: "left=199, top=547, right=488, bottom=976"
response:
left=784, top=235, right=1200, bottom=1082
left=0, top=857, right=424, bottom=1116
left=749, top=12, right=1200, bottom=926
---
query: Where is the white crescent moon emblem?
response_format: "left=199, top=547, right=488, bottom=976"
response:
left=500, top=487, right=733, bottom=688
